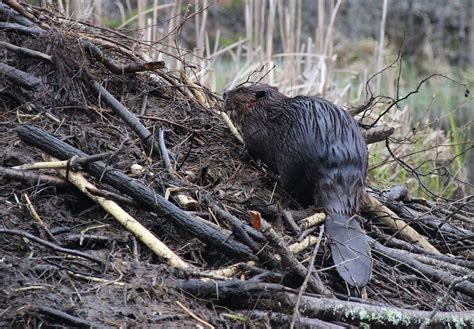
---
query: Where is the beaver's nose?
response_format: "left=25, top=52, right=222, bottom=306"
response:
left=223, top=91, right=228, bottom=100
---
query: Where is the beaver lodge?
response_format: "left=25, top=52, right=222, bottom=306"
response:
left=0, top=2, right=473, bottom=328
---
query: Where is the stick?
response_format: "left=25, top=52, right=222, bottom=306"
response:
left=89, top=81, right=161, bottom=155
left=0, top=228, right=103, bottom=265
left=16, top=125, right=255, bottom=260
left=372, top=241, right=474, bottom=297
left=176, top=301, right=215, bottom=329
left=0, top=22, right=43, bottom=36
left=0, top=41, right=52, bottom=62
left=33, top=305, right=97, bottom=328
left=0, top=166, right=69, bottom=188
left=23, top=193, right=59, bottom=244
left=254, top=212, right=331, bottom=296
left=170, top=279, right=474, bottom=327
left=51, top=159, right=191, bottom=269
left=84, top=42, right=165, bottom=74
left=362, top=194, right=440, bottom=254
left=282, top=210, right=302, bottom=236
left=290, top=225, right=325, bottom=329
left=0, top=63, right=43, bottom=90
left=362, top=125, right=394, bottom=144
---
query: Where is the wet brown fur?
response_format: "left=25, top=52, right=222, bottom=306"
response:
left=224, top=84, right=372, bottom=287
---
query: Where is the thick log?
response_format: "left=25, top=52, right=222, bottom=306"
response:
left=16, top=125, right=255, bottom=260
left=0, top=63, right=43, bottom=90
left=169, top=279, right=474, bottom=328
left=0, top=22, right=43, bottom=36
left=0, top=3, right=34, bottom=26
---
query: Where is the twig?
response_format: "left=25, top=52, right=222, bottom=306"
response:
left=372, top=241, right=474, bottom=297
left=369, top=73, right=468, bottom=128
left=158, top=128, right=173, bottom=174
left=282, top=210, right=302, bottom=236
left=204, top=261, right=255, bottom=278
left=22, top=193, right=59, bottom=244
left=255, top=212, right=331, bottom=296
left=0, top=228, right=103, bottom=265
left=140, top=94, right=148, bottom=115
left=180, top=70, right=210, bottom=108
left=202, top=196, right=276, bottom=266
left=85, top=186, right=139, bottom=207
left=13, top=152, right=112, bottom=171
left=290, top=225, right=325, bottom=329
left=219, top=111, right=244, bottom=143
left=0, top=41, right=52, bottom=62
left=362, top=194, right=440, bottom=254
left=202, top=195, right=266, bottom=243
left=372, top=230, right=474, bottom=270
left=90, top=81, right=161, bottom=155
left=13, top=160, right=68, bottom=170
left=59, top=234, right=116, bottom=247
left=424, top=274, right=472, bottom=325
left=70, top=152, right=113, bottom=169
left=0, top=166, right=69, bottom=188
left=32, top=305, right=97, bottom=328
left=176, top=300, right=214, bottom=329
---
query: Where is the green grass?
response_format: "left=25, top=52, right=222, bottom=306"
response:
left=329, top=60, right=473, bottom=198
left=369, top=63, right=472, bottom=198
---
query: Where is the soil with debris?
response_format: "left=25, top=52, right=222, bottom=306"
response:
left=1, top=3, right=473, bottom=328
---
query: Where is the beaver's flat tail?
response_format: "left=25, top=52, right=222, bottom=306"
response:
left=325, top=212, right=372, bottom=288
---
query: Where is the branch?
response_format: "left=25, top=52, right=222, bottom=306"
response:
left=362, top=194, right=440, bottom=253
left=16, top=125, right=255, bottom=260
left=170, top=279, right=474, bottom=327
left=0, top=41, right=52, bottom=62
left=362, top=125, right=395, bottom=144
left=0, top=63, right=43, bottom=90
left=372, top=241, right=474, bottom=297
left=84, top=42, right=165, bottom=74
left=0, top=22, right=43, bottom=36
left=0, top=228, right=103, bottom=265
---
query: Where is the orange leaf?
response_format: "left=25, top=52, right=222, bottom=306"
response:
left=249, top=210, right=262, bottom=230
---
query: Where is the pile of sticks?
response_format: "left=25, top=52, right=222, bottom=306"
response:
left=1, top=1, right=472, bottom=327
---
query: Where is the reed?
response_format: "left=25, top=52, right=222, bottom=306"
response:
left=42, top=0, right=471, bottom=197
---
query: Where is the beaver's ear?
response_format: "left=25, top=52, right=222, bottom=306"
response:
left=256, top=90, right=267, bottom=99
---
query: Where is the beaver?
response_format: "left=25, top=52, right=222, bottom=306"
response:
left=224, top=84, right=372, bottom=288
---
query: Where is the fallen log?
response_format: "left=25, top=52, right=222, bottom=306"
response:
left=169, top=278, right=474, bottom=328
left=0, top=63, right=43, bottom=90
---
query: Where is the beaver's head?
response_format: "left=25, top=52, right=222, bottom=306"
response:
left=223, top=84, right=285, bottom=127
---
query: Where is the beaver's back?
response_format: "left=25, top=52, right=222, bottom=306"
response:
left=242, top=95, right=368, bottom=210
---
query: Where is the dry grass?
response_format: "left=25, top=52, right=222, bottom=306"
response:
left=35, top=0, right=472, bottom=197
